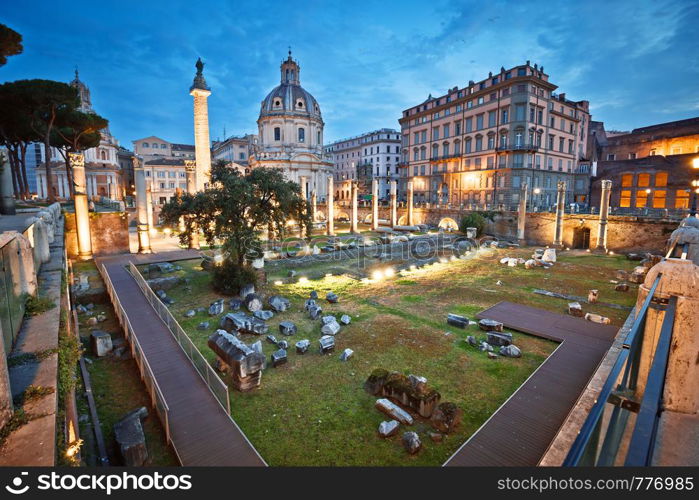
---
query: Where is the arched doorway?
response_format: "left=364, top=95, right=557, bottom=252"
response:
left=438, top=217, right=459, bottom=231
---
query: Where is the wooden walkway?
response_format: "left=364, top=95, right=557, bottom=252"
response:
left=444, top=301, right=619, bottom=466
left=96, top=251, right=266, bottom=466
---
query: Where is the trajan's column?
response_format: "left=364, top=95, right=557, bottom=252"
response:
left=189, top=58, right=212, bottom=192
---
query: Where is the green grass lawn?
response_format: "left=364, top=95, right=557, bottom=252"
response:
left=155, top=246, right=638, bottom=466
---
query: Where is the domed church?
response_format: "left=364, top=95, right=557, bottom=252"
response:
left=249, top=51, right=333, bottom=200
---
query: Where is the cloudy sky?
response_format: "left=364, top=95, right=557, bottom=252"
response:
left=3, top=0, right=698, bottom=147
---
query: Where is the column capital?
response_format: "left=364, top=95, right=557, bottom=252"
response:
left=601, top=179, right=613, bottom=189
left=68, top=152, right=84, bottom=169
left=184, top=159, right=196, bottom=172
left=557, top=181, right=567, bottom=190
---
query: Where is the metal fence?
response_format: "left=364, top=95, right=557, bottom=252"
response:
left=563, top=273, right=678, bottom=466
left=127, top=262, right=231, bottom=415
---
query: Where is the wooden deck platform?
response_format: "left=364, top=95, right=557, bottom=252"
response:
left=96, top=251, right=265, bottom=466
left=444, top=301, right=620, bottom=466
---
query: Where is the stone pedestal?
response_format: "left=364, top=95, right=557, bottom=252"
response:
left=552, top=181, right=566, bottom=249
left=593, top=180, right=612, bottom=253
left=326, top=176, right=334, bottom=236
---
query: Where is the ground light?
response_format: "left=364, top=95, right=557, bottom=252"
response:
left=298, top=277, right=309, bottom=284
left=213, top=254, right=223, bottom=264
left=372, top=269, right=384, bottom=281
left=384, top=268, right=395, bottom=277
left=273, top=280, right=283, bottom=286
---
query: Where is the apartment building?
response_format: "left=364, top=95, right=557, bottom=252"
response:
left=132, top=136, right=195, bottom=162
left=325, top=128, right=401, bottom=201
left=398, top=61, right=591, bottom=210
left=211, top=134, right=258, bottom=166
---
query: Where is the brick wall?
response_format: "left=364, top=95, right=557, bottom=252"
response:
left=64, top=211, right=130, bottom=258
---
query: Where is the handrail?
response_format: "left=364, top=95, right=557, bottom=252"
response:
left=98, top=263, right=180, bottom=463
left=127, top=262, right=231, bottom=415
left=563, top=274, right=662, bottom=466
left=625, top=295, right=678, bottom=466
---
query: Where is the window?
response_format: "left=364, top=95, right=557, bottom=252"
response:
left=515, top=104, right=525, bottom=121
left=443, top=124, right=450, bottom=138
left=432, top=144, right=439, bottom=159
left=487, top=135, right=495, bottom=150
left=413, top=149, right=419, bottom=161
left=465, top=117, right=473, bottom=132
left=298, top=127, right=305, bottom=142
left=637, top=173, right=650, bottom=187
left=442, top=143, right=449, bottom=156
left=548, top=134, right=555, bottom=150
left=161, top=144, right=166, bottom=149
left=653, top=190, right=666, bottom=208
left=636, top=189, right=649, bottom=207
left=500, top=134, right=507, bottom=149
left=455, top=121, right=461, bottom=136
left=475, top=136, right=483, bottom=151
left=622, top=174, right=633, bottom=187
left=454, top=141, right=461, bottom=155
left=156, top=171, right=166, bottom=178
left=502, top=109, right=509, bottom=124
left=274, top=127, right=281, bottom=141
left=421, top=130, right=427, bottom=142
left=671, top=146, right=682, bottom=155
left=488, top=110, right=496, bottom=127
left=559, top=137, right=564, bottom=152
left=655, top=172, right=668, bottom=187
left=676, top=189, right=690, bottom=208
left=169, top=182, right=176, bottom=189
left=433, top=128, right=440, bottom=140
left=628, top=153, right=637, bottom=159
left=465, top=138, right=472, bottom=153
left=620, top=189, right=632, bottom=207
left=517, top=68, right=526, bottom=76
left=606, top=154, right=616, bottom=160
left=476, top=114, right=484, bottom=130
left=650, top=148, right=657, bottom=156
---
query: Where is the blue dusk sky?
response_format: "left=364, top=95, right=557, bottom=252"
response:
left=2, top=0, right=698, bottom=148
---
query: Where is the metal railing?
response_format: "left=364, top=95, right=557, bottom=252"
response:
left=99, top=263, right=178, bottom=461
left=127, top=262, right=231, bottom=415
left=563, top=274, right=678, bottom=466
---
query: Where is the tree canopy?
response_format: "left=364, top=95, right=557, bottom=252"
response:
left=160, top=162, right=311, bottom=267
left=0, top=24, right=22, bottom=66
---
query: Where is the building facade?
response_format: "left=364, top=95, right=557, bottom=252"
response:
left=248, top=52, right=333, bottom=200
left=212, top=134, right=257, bottom=166
left=324, top=129, right=401, bottom=202
left=36, top=71, right=125, bottom=200
left=132, top=136, right=195, bottom=162
left=593, top=117, right=699, bottom=161
left=398, top=62, right=591, bottom=210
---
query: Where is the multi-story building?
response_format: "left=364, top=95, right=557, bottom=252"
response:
left=398, top=61, right=591, bottom=210
left=591, top=117, right=699, bottom=161
left=142, top=158, right=188, bottom=221
left=212, top=134, right=258, bottom=166
left=325, top=128, right=401, bottom=202
left=132, top=136, right=195, bottom=162
left=117, top=147, right=135, bottom=199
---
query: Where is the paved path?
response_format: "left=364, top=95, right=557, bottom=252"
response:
left=444, top=301, right=619, bottom=466
left=97, top=250, right=265, bottom=466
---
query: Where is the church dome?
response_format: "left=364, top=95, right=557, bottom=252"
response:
left=259, top=52, right=322, bottom=121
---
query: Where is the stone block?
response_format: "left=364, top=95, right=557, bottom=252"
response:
left=90, top=330, right=113, bottom=357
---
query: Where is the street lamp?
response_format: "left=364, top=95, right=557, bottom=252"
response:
left=533, top=187, right=541, bottom=211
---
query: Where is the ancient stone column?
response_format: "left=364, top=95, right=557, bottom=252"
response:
left=146, top=180, right=154, bottom=234
left=189, top=58, right=212, bottom=192
left=326, top=175, right=334, bottom=236
left=517, top=182, right=528, bottom=243
left=371, top=178, right=379, bottom=230
left=0, top=152, right=16, bottom=215
left=552, top=181, right=566, bottom=249
left=184, top=160, right=199, bottom=249
left=133, top=157, right=151, bottom=254
left=407, top=180, right=414, bottom=226
left=594, top=180, right=612, bottom=253
left=311, top=190, right=317, bottom=222
left=350, top=181, right=359, bottom=234
left=70, top=153, right=93, bottom=259
left=390, top=180, right=397, bottom=228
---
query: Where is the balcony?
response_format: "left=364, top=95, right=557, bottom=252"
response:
left=429, top=153, right=461, bottom=162
left=496, top=143, right=539, bottom=152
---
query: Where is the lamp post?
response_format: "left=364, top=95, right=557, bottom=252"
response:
left=532, top=187, right=541, bottom=212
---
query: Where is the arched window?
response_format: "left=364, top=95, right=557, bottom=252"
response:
left=317, top=130, right=321, bottom=144
left=475, top=135, right=483, bottom=152
left=413, top=148, right=419, bottom=161
left=298, top=127, right=305, bottom=143
left=500, top=134, right=507, bottom=149
left=143, top=142, right=149, bottom=148
left=454, top=139, right=461, bottom=155
left=274, top=127, right=281, bottom=141
left=515, top=129, right=524, bottom=146
left=420, top=146, right=426, bottom=160
left=487, top=133, right=495, bottom=150
left=100, top=150, right=107, bottom=160
left=442, top=142, right=449, bottom=156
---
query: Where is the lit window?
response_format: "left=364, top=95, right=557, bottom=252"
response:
left=655, top=172, right=668, bottom=187
left=635, top=189, right=648, bottom=208
left=621, top=174, right=633, bottom=187
left=619, top=190, right=632, bottom=207
left=676, top=189, right=690, bottom=208
left=653, top=190, right=666, bottom=208
left=637, top=173, right=650, bottom=187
